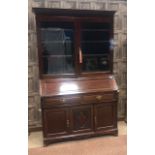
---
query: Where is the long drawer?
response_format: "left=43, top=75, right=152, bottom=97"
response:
left=42, top=92, right=117, bottom=108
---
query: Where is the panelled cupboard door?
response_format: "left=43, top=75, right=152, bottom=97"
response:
left=43, top=108, right=69, bottom=137
left=70, top=105, right=93, bottom=133
left=94, top=103, right=116, bottom=131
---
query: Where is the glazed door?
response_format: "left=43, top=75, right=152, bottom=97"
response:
left=80, top=22, right=111, bottom=73
left=70, top=105, right=93, bottom=133
left=43, top=108, right=69, bottom=137
left=39, top=21, right=76, bottom=75
left=94, top=103, right=116, bottom=131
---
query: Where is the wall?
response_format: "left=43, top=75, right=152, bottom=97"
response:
left=28, top=0, right=127, bottom=131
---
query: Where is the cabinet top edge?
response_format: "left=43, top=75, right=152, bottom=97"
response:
left=33, top=8, right=116, bottom=17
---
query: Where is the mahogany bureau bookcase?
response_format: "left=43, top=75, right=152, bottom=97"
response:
left=33, top=8, right=119, bottom=145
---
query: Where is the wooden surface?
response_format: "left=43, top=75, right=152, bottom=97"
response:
left=41, top=74, right=118, bottom=145
left=40, top=74, right=118, bottom=97
left=33, top=8, right=115, bottom=17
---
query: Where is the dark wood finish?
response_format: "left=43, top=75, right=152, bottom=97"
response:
left=34, top=9, right=118, bottom=145
left=42, top=108, right=69, bottom=137
left=41, top=74, right=118, bottom=145
left=40, top=74, right=118, bottom=96
left=35, top=9, right=114, bottom=78
left=33, top=8, right=115, bottom=17
left=70, top=105, right=93, bottom=133
left=94, top=102, right=117, bottom=131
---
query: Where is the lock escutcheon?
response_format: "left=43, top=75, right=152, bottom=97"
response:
left=96, top=95, right=102, bottom=100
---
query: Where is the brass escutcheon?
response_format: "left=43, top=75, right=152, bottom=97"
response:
left=96, top=95, right=102, bottom=100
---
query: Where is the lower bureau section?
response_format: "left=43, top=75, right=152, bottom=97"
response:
left=40, top=74, right=119, bottom=145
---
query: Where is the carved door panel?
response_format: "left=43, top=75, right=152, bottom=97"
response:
left=94, top=103, right=116, bottom=131
left=43, top=108, right=69, bottom=137
left=70, top=105, right=93, bottom=133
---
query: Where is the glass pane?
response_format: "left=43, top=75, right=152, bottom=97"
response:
left=43, top=56, right=74, bottom=74
left=82, top=55, right=109, bottom=71
left=81, top=22, right=111, bottom=72
left=40, top=22, right=75, bottom=74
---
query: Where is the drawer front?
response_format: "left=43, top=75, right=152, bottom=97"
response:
left=83, top=93, right=116, bottom=104
left=42, top=93, right=117, bottom=108
left=42, top=96, right=82, bottom=108
left=43, top=98, right=62, bottom=104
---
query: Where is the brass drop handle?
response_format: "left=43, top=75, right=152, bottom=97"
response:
left=67, top=119, right=69, bottom=128
left=79, top=48, right=83, bottom=63
left=96, top=95, right=102, bottom=100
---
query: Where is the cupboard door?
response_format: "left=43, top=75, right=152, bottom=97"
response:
left=70, top=105, right=93, bottom=133
left=43, top=108, right=69, bottom=137
left=94, top=103, right=116, bottom=131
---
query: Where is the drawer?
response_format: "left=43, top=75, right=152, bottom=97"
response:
left=42, top=96, right=81, bottom=108
left=83, top=93, right=116, bottom=103
left=62, top=96, right=81, bottom=104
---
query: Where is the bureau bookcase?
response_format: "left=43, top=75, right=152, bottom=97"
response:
left=34, top=8, right=119, bottom=145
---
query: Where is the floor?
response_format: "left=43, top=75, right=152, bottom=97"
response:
left=28, top=121, right=127, bottom=148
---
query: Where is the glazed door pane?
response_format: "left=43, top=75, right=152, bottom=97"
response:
left=81, top=22, right=111, bottom=72
left=40, top=22, right=75, bottom=74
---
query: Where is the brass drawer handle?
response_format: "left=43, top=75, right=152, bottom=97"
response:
left=79, top=48, right=83, bottom=63
left=96, top=95, right=102, bottom=100
left=61, top=98, right=66, bottom=103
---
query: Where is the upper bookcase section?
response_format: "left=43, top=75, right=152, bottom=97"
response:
left=33, top=8, right=115, bottom=79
